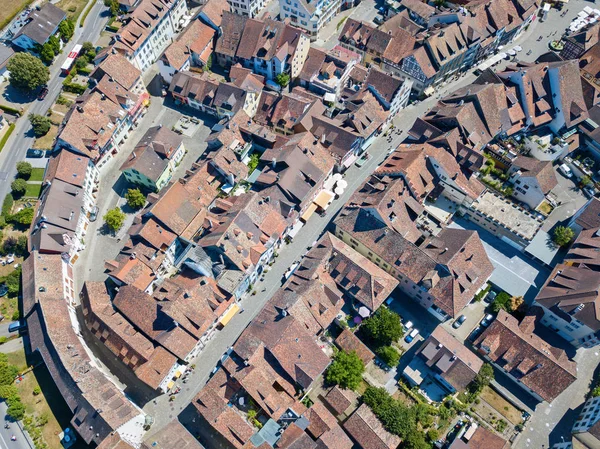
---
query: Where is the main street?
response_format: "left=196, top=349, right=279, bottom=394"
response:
left=0, top=0, right=109, bottom=206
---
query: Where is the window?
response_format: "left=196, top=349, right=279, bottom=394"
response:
left=301, top=20, right=307, bottom=25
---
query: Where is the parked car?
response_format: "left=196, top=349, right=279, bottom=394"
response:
left=403, top=320, right=413, bottom=332
left=37, top=86, right=48, bottom=101
left=355, top=153, right=370, bottom=168
left=26, top=149, right=44, bottom=158
left=583, top=186, right=596, bottom=198
left=481, top=313, right=494, bottom=327
left=374, top=14, right=385, bottom=25
left=484, top=290, right=497, bottom=304
left=558, top=163, right=573, bottom=178
left=8, top=321, right=26, bottom=333
left=452, top=314, right=467, bottom=328
left=404, top=328, right=419, bottom=343
left=468, top=326, right=483, bottom=342
left=90, top=206, right=99, bottom=222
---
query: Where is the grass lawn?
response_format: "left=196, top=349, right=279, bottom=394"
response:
left=0, top=0, right=34, bottom=29
left=9, top=349, right=72, bottom=449
left=56, top=0, right=89, bottom=20
left=25, top=183, right=42, bottom=198
left=33, top=124, right=58, bottom=150
left=28, top=168, right=45, bottom=182
left=537, top=200, right=553, bottom=216
left=480, top=386, right=523, bottom=425
left=355, top=379, right=369, bottom=396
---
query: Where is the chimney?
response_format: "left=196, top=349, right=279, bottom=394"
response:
left=272, top=157, right=277, bottom=168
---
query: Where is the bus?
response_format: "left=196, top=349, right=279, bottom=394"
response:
left=61, top=44, right=82, bottom=76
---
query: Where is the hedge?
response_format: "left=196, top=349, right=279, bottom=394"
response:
left=2, top=194, right=13, bottom=217
left=0, top=123, right=15, bottom=153
left=106, top=25, right=120, bottom=33
left=0, top=104, right=21, bottom=116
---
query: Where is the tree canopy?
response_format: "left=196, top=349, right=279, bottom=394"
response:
left=104, top=207, right=126, bottom=232
left=552, top=226, right=574, bottom=247
left=470, top=363, right=494, bottom=394
left=361, top=307, right=403, bottom=346
left=28, top=114, right=52, bottom=137
left=377, top=346, right=400, bottom=367
left=16, top=162, right=32, bottom=179
left=10, top=179, right=27, bottom=196
left=58, top=19, right=74, bottom=42
left=275, top=73, right=290, bottom=88
left=7, top=53, right=49, bottom=90
left=325, top=350, right=364, bottom=390
left=125, top=188, right=146, bottom=209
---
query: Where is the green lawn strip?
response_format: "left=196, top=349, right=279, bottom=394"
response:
left=28, top=168, right=45, bottom=182
left=25, top=183, right=42, bottom=198
left=0, top=123, right=15, bottom=153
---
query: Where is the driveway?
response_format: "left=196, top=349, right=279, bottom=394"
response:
left=544, top=168, right=588, bottom=230
left=441, top=300, right=488, bottom=343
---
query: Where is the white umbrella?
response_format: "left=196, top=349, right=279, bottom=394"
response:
left=508, top=49, right=517, bottom=56
left=333, top=173, right=343, bottom=181
left=498, top=52, right=507, bottom=59
left=334, top=187, right=344, bottom=195
left=358, top=307, right=371, bottom=318
left=514, top=45, right=522, bottom=52
left=337, top=179, right=348, bottom=189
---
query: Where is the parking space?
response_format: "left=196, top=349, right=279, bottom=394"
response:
left=441, top=300, right=488, bottom=343
left=386, top=294, right=440, bottom=352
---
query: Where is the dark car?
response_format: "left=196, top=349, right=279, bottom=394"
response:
left=26, top=149, right=44, bottom=158
left=484, top=290, right=497, bottom=304
left=452, top=314, right=467, bottom=328
left=0, top=284, right=7, bottom=297
left=37, top=86, right=48, bottom=101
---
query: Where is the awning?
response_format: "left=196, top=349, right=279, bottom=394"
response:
left=219, top=304, right=240, bottom=327
left=324, top=92, right=336, bottom=102
left=314, top=190, right=335, bottom=209
left=166, top=381, right=175, bottom=390
left=301, top=203, right=318, bottom=222
left=174, top=371, right=182, bottom=379
left=288, top=220, right=304, bottom=239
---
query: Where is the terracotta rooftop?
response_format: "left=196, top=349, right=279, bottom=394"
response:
left=44, top=149, right=90, bottom=188
left=335, top=329, right=375, bottom=366
left=344, top=404, right=401, bottom=449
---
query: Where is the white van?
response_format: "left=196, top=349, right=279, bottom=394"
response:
left=559, top=163, right=573, bottom=178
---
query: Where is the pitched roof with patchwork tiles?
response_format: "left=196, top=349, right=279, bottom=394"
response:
left=162, top=20, right=215, bottom=69
left=474, top=310, right=577, bottom=402
left=512, top=156, right=557, bottom=194
left=44, top=149, right=90, bottom=188
left=91, top=52, right=141, bottom=90
left=344, top=404, right=402, bottom=449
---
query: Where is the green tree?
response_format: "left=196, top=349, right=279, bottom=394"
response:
left=3, top=267, right=21, bottom=296
left=7, top=53, right=50, bottom=90
left=2, top=236, right=18, bottom=255
left=81, top=41, right=96, bottom=62
left=377, top=346, right=400, bottom=367
left=248, top=153, right=260, bottom=173
left=205, top=53, right=213, bottom=71
left=0, top=363, right=18, bottom=386
left=33, top=386, right=41, bottom=396
left=28, top=114, right=52, bottom=137
left=491, top=292, right=512, bottom=313
left=7, top=401, right=25, bottom=420
left=104, top=207, right=125, bottom=232
left=12, top=208, right=34, bottom=226
left=16, top=162, right=32, bottom=179
left=553, top=225, right=574, bottom=247
left=48, top=35, right=61, bottom=55
left=10, top=179, right=27, bottom=196
left=0, top=385, right=19, bottom=400
left=58, top=19, right=75, bottom=42
left=470, top=363, right=494, bottom=394
left=581, top=175, right=592, bottom=186
left=15, top=235, right=28, bottom=256
left=361, top=307, right=403, bottom=346
left=39, top=43, right=55, bottom=65
left=104, top=0, right=120, bottom=16
left=275, top=73, right=290, bottom=88
left=125, top=188, right=146, bottom=209
left=325, top=350, right=364, bottom=390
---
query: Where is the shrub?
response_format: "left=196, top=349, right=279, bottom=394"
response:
left=58, top=19, right=74, bottom=42
left=426, top=429, right=439, bottom=442
left=2, top=194, right=13, bottom=216
left=248, top=153, right=260, bottom=173
left=275, top=73, right=290, bottom=88
left=361, top=307, right=403, bottom=346
left=7, top=401, right=25, bottom=420
left=11, top=179, right=27, bottom=196
left=33, top=386, right=41, bottom=396
left=125, top=188, right=146, bottom=209
left=377, top=346, right=400, bottom=367
left=0, top=363, right=19, bottom=386
left=3, top=267, right=22, bottom=297
left=0, top=337, right=6, bottom=344
left=10, top=310, right=19, bottom=321
left=11, top=207, right=34, bottom=226
left=325, top=350, right=364, bottom=390
left=470, top=363, right=494, bottom=395
left=16, top=162, right=32, bottom=179
left=553, top=226, right=574, bottom=247
left=104, top=207, right=125, bottom=232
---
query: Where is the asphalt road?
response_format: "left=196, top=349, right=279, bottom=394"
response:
left=0, top=0, right=109, bottom=206
left=0, top=402, right=34, bottom=449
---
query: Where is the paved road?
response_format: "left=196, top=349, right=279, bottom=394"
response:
left=0, top=402, right=34, bottom=449
left=0, top=0, right=108, bottom=206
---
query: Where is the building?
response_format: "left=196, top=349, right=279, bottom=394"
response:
left=474, top=310, right=577, bottom=403
left=169, top=71, right=261, bottom=119
left=448, top=425, right=510, bottom=449
left=334, top=207, right=494, bottom=321
left=0, top=46, right=14, bottom=82
left=343, top=404, right=401, bottom=449
left=113, top=0, right=189, bottom=72
left=22, top=252, right=142, bottom=447
left=90, top=51, right=147, bottom=96
left=561, top=22, right=600, bottom=60
left=279, top=0, right=342, bottom=40
left=335, top=329, right=375, bottom=366
left=508, top=156, right=558, bottom=210
left=228, top=0, right=269, bottom=18
left=12, top=4, right=66, bottom=50
left=535, top=261, right=600, bottom=348
left=215, top=12, right=310, bottom=82
left=355, top=67, right=412, bottom=121
left=158, top=19, right=215, bottom=84
left=197, top=0, right=230, bottom=31
left=254, top=91, right=314, bottom=135
left=572, top=395, right=600, bottom=449
left=80, top=282, right=180, bottom=392
left=120, top=125, right=186, bottom=192
left=29, top=179, right=90, bottom=262
left=404, top=326, right=483, bottom=394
